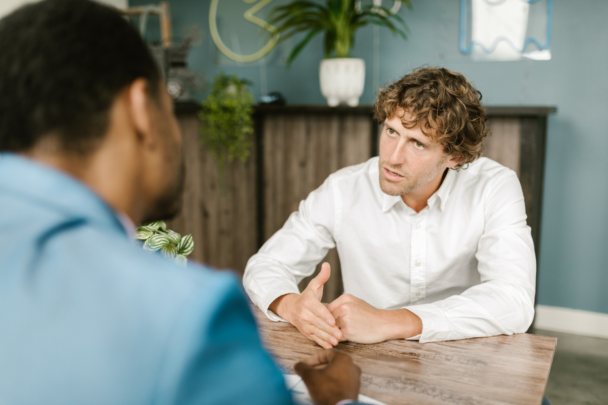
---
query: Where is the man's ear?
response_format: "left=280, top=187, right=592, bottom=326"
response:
left=127, top=78, right=155, bottom=147
left=445, top=153, right=462, bottom=169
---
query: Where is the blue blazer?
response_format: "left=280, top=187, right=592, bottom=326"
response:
left=0, top=154, right=292, bottom=404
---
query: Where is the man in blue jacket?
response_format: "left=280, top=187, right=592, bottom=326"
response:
left=0, top=1, right=362, bottom=404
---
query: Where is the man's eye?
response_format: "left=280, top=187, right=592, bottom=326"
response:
left=414, top=141, right=425, bottom=149
left=387, top=128, right=396, bottom=136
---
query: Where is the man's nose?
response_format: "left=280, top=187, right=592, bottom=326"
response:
left=388, top=139, right=407, bottom=165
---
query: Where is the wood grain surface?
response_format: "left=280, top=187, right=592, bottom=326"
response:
left=253, top=307, right=557, bottom=405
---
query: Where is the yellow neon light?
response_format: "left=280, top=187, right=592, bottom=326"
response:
left=209, top=0, right=279, bottom=63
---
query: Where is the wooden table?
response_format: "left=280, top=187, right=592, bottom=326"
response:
left=253, top=308, right=557, bottom=405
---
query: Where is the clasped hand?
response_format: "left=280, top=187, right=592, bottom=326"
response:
left=271, top=262, right=422, bottom=347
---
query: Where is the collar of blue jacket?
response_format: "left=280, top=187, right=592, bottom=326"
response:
left=0, top=152, right=126, bottom=238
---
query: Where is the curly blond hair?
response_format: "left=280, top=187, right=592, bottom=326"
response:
left=374, top=67, right=489, bottom=170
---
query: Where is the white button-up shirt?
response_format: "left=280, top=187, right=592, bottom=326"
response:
left=243, top=157, right=536, bottom=343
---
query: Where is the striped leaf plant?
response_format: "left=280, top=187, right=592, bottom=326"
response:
left=135, top=221, right=194, bottom=266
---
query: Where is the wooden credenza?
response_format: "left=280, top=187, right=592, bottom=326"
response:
left=169, top=103, right=555, bottom=302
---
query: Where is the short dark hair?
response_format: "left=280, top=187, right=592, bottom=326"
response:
left=374, top=67, right=489, bottom=170
left=0, top=0, right=161, bottom=155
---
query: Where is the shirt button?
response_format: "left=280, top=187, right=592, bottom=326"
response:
left=415, top=261, right=421, bottom=266
left=415, top=292, right=421, bottom=297
left=429, top=335, right=435, bottom=340
left=416, top=224, right=421, bottom=229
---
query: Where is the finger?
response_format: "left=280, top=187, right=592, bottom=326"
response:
left=310, top=327, right=339, bottom=347
left=308, top=300, right=339, bottom=328
left=327, top=351, right=354, bottom=369
left=334, top=315, right=344, bottom=329
left=327, top=294, right=346, bottom=313
left=294, top=361, right=315, bottom=379
left=334, top=320, right=350, bottom=342
left=308, top=262, right=331, bottom=291
left=302, top=349, right=336, bottom=367
left=329, top=304, right=348, bottom=320
left=309, top=333, right=333, bottom=350
left=306, top=309, right=342, bottom=340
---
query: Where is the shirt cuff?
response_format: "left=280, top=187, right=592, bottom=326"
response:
left=404, top=304, right=452, bottom=343
left=335, top=400, right=356, bottom=405
left=260, top=285, right=300, bottom=322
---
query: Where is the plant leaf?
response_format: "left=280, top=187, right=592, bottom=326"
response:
left=145, top=221, right=167, bottom=231
left=166, top=229, right=181, bottom=245
left=144, top=222, right=159, bottom=231
left=135, top=226, right=155, bottom=240
left=143, top=234, right=170, bottom=252
left=177, top=234, right=194, bottom=256
left=174, top=254, right=188, bottom=267
left=287, top=29, right=322, bottom=66
left=161, top=243, right=177, bottom=259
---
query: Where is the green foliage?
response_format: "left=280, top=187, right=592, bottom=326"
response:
left=269, top=0, right=412, bottom=65
left=136, top=221, right=194, bottom=266
left=198, top=73, right=254, bottom=191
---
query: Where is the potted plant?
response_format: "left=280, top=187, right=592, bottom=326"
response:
left=268, top=0, right=411, bottom=106
left=136, top=221, right=194, bottom=266
left=198, top=73, right=254, bottom=191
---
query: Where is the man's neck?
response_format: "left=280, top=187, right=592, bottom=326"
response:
left=401, top=168, right=448, bottom=213
left=22, top=144, right=143, bottom=225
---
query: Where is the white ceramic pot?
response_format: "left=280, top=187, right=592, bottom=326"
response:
left=319, top=58, right=365, bottom=107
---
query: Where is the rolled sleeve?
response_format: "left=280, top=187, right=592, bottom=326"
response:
left=404, top=304, right=452, bottom=343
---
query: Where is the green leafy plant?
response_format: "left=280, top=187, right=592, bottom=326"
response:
left=198, top=73, right=254, bottom=191
left=268, top=0, right=412, bottom=65
left=136, top=221, right=194, bottom=266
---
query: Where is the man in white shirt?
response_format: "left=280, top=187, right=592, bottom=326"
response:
left=243, top=67, right=536, bottom=348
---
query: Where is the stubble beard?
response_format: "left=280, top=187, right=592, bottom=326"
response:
left=140, top=113, right=186, bottom=224
left=143, top=157, right=185, bottom=223
left=378, top=157, right=447, bottom=196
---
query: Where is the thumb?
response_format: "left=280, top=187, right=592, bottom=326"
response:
left=294, top=361, right=315, bottom=381
left=309, top=262, right=331, bottom=291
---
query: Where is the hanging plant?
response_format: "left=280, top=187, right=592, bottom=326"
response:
left=136, top=220, right=194, bottom=266
left=198, top=73, right=254, bottom=191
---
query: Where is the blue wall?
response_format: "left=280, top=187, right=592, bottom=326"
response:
left=131, top=0, right=608, bottom=315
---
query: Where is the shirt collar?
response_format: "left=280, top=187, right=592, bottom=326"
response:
left=116, top=211, right=137, bottom=239
left=381, top=193, right=403, bottom=213
left=433, top=168, right=456, bottom=210
left=380, top=168, right=456, bottom=213
left=0, top=153, right=127, bottom=237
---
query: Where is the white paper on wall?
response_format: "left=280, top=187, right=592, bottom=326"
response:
left=471, top=0, right=530, bottom=61
left=460, top=0, right=552, bottom=62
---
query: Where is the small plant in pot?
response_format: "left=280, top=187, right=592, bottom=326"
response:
left=268, top=0, right=411, bottom=106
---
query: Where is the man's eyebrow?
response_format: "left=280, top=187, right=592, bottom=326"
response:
left=406, top=135, right=428, bottom=146
left=384, top=123, right=400, bottom=133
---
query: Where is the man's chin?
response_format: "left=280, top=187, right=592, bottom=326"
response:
left=379, top=178, right=407, bottom=197
left=141, top=159, right=186, bottom=224
left=144, top=197, right=182, bottom=223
